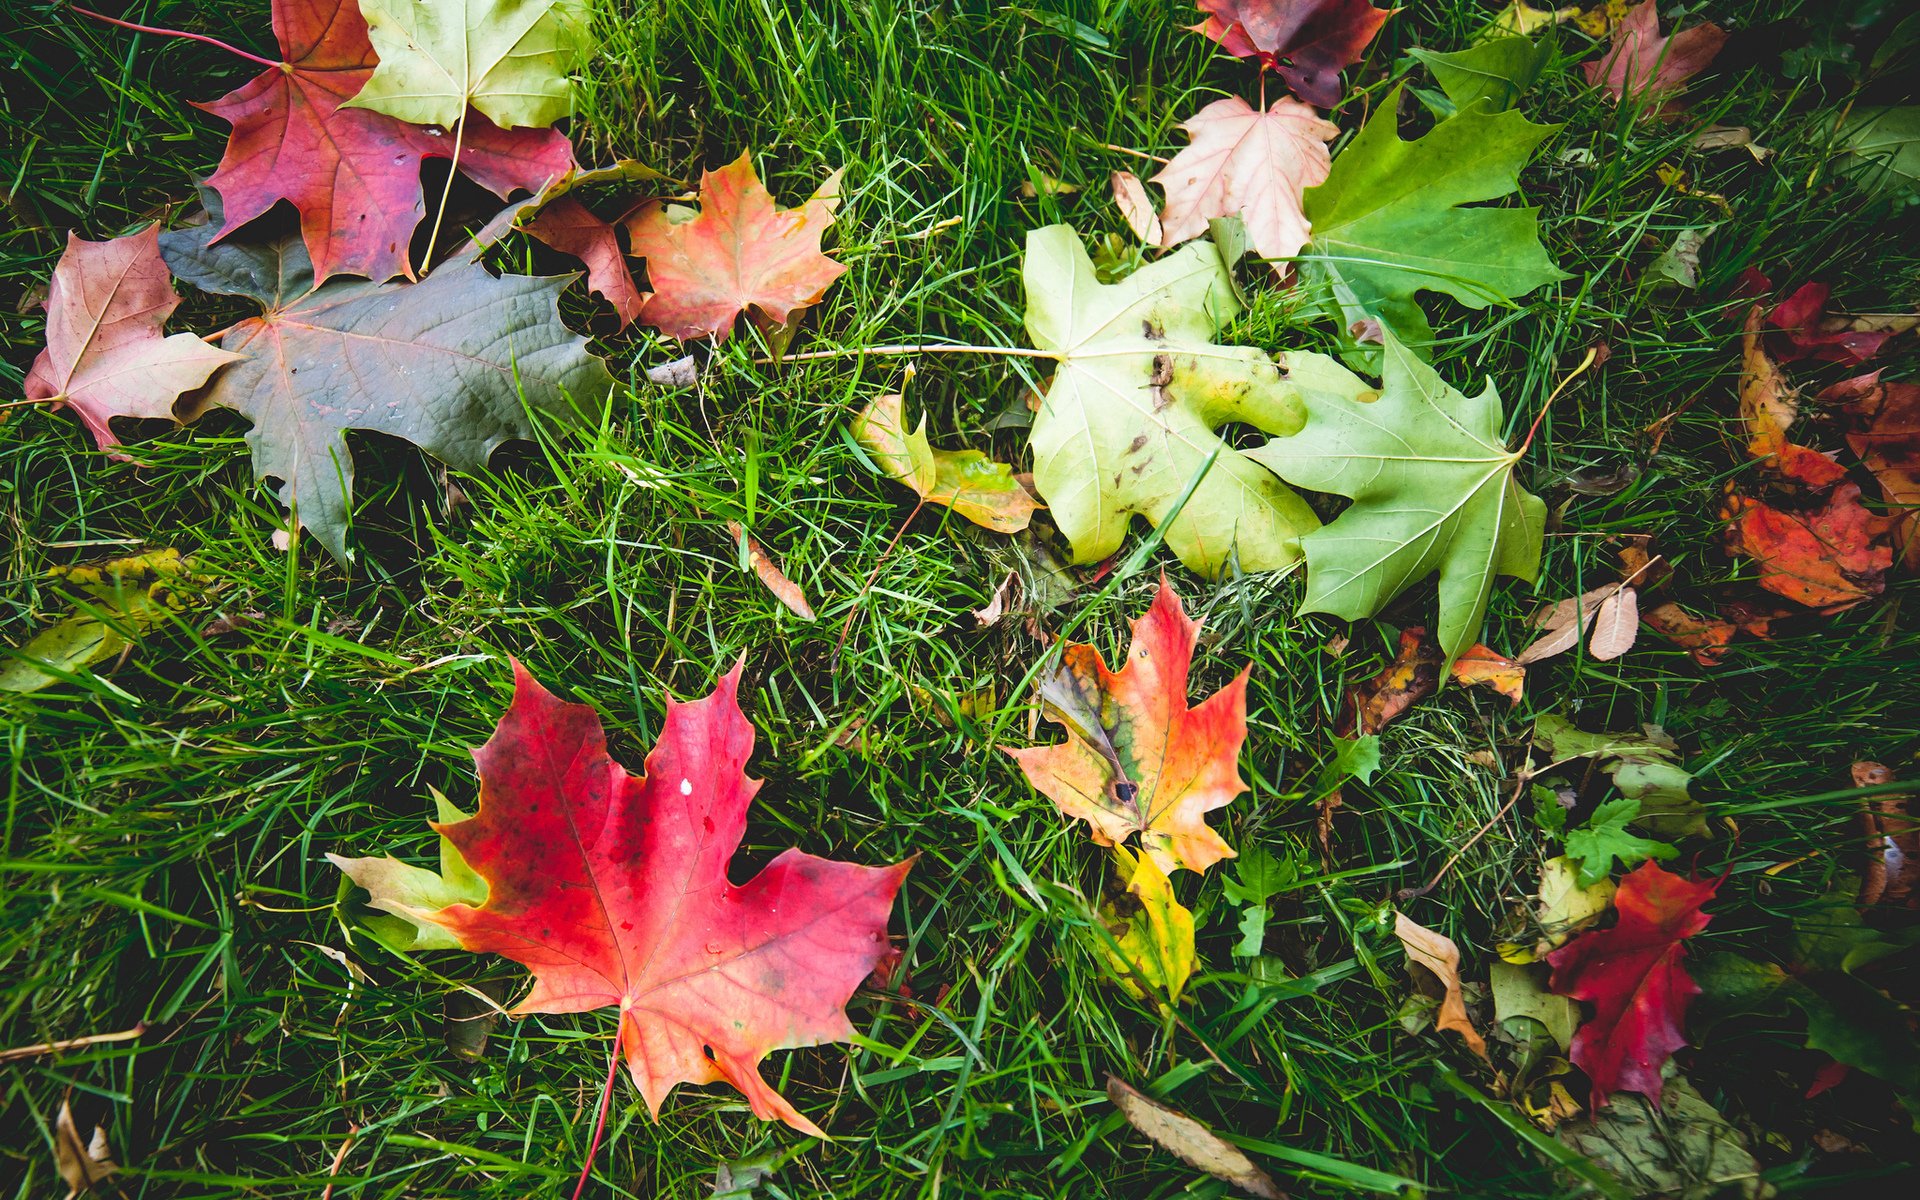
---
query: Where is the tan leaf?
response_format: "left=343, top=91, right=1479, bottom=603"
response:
left=1394, top=912, right=1490, bottom=1061
left=1111, top=170, right=1162, bottom=244
left=54, top=1101, right=118, bottom=1198
left=1585, top=586, right=1639, bottom=661
left=727, top=521, right=815, bottom=620
left=1146, top=97, right=1337, bottom=266
left=973, top=571, right=1017, bottom=628
left=1106, top=1076, right=1285, bottom=1200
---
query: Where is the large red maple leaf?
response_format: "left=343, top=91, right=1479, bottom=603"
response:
left=199, top=0, right=574, bottom=284
left=331, top=662, right=911, bottom=1135
left=1189, top=0, right=1392, bottom=109
left=1548, top=861, right=1720, bottom=1108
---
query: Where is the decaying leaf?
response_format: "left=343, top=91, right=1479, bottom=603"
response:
left=199, top=0, right=574, bottom=285
left=347, top=0, right=592, bottom=129
left=1249, top=334, right=1547, bottom=664
left=1189, top=0, right=1393, bottom=109
left=1534, top=714, right=1705, bottom=838
left=625, top=154, right=846, bottom=342
left=1099, top=847, right=1198, bottom=1003
left=1854, top=762, right=1919, bottom=909
left=54, top=1101, right=119, bottom=1198
left=1641, top=600, right=1735, bottom=665
left=1485, top=2, right=1579, bottom=39
left=1394, top=912, right=1490, bottom=1061
left=1124, top=97, right=1336, bottom=266
left=1449, top=643, right=1525, bottom=704
left=728, top=522, right=816, bottom=621
left=1490, top=959, right=1579, bottom=1051
left=1007, top=577, right=1248, bottom=875
left=1, top=550, right=194, bottom=694
left=1722, top=484, right=1890, bottom=610
left=1106, top=1076, right=1285, bottom=1200
left=24, top=227, right=239, bottom=452
left=331, top=662, right=910, bottom=1135
left=851, top=393, right=1039, bottom=533
left=1296, top=88, right=1563, bottom=354
left=1023, top=223, right=1349, bottom=575
left=1823, top=371, right=1920, bottom=568
left=1549, top=861, right=1719, bottom=1108
left=1499, top=855, right=1618, bottom=964
left=1341, top=626, right=1440, bottom=735
left=1554, top=1068, right=1769, bottom=1198
left=1582, top=0, right=1727, bottom=113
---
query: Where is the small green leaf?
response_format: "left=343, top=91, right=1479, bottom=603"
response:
left=1562, top=798, right=1677, bottom=887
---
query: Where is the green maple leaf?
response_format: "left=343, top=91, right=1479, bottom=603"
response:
left=346, top=0, right=593, bottom=130
left=1561, top=798, right=1677, bottom=887
left=1299, top=87, right=1564, bottom=357
left=164, top=201, right=615, bottom=562
left=1247, top=334, right=1546, bottom=662
left=1023, top=224, right=1368, bottom=576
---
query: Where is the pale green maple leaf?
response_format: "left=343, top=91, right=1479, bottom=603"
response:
left=1247, top=334, right=1546, bottom=662
left=1299, top=87, right=1564, bottom=359
left=347, top=0, right=593, bottom=130
left=1023, top=224, right=1367, bottom=577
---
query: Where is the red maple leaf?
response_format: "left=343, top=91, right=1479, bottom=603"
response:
left=1823, top=372, right=1920, bottom=568
left=524, top=196, right=646, bottom=327
left=199, top=0, right=574, bottom=284
left=1189, top=0, right=1392, bottom=109
left=331, top=662, right=911, bottom=1136
left=1766, top=282, right=1897, bottom=366
left=1548, top=861, right=1720, bottom=1108
left=1582, top=0, right=1727, bottom=113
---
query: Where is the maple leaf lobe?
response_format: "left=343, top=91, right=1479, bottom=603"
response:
left=1191, top=0, right=1393, bottom=109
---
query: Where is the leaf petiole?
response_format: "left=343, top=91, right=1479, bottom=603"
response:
left=69, top=6, right=281, bottom=69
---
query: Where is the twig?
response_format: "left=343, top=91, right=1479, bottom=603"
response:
left=1100, top=142, right=1170, bottom=166
left=0, top=1021, right=147, bottom=1063
left=1397, top=770, right=1533, bottom=903
left=69, top=7, right=280, bottom=69
left=317, top=1124, right=360, bottom=1200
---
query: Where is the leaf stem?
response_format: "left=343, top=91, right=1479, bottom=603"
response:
left=1518, top=346, right=1599, bottom=454
left=69, top=6, right=281, bottom=69
left=570, top=1033, right=622, bottom=1200
left=420, top=115, right=467, bottom=271
left=758, top=343, right=1056, bottom=365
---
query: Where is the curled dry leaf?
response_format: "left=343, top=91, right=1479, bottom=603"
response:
left=1341, top=626, right=1441, bottom=735
left=850, top=393, right=1040, bottom=533
left=1822, top=371, right=1920, bottom=568
left=1106, top=1076, right=1285, bottom=1200
left=1006, top=577, right=1249, bottom=875
left=54, top=1101, right=119, bottom=1198
left=1449, top=644, right=1525, bottom=704
left=1853, top=761, right=1918, bottom=909
left=1582, top=0, right=1727, bottom=113
left=625, top=154, right=846, bottom=342
left=728, top=522, right=816, bottom=621
left=1394, top=912, right=1490, bottom=1061
left=25, top=227, right=240, bottom=453
left=0, top=549, right=194, bottom=694
left=1641, top=601, right=1735, bottom=665
left=1190, top=0, right=1393, bottom=109
left=973, top=571, right=1017, bottom=628
left=330, top=663, right=910, bottom=1135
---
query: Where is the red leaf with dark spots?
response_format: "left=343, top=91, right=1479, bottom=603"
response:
left=200, top=0, right=573, bottom=284
left=1189, top=0, right=1392, bottom=109
left=1723, top=485, right=1890, bottom=609
left=1549, top=861, right=1719, bottom=1108
left=331, top=662, right=911, bottom=1135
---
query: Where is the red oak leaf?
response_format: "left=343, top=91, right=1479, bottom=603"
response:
left=199, top=0, right=574, bottom=284
left=330, top=662, right=911, bottom=1136
left=1189, top=0, right=1393, bottom=109
left=524, top=197, right=646, bottom=327
left=1006, top=577, right=1248, bottom=876
left=24, top=227, right=240, bottom=453
left=1548, top=860, right=1720, bottom=1108
left=1583, top=0, right=1727, bottom=113
left=1823, top=372, right=1920, bottom=568
left=625, top=153, right=847, bottom=342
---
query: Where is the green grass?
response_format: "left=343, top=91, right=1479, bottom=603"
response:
left=3, top=1, right=1918, bottom=1196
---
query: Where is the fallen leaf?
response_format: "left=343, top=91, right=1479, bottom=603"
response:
left=1548, top=860, right=1719, bottom=1108
left=1555, top=1068, right=1767, bottom=1196
left=1106, top=1076, right=1285, bottom=1200
left=1838, top=106, right=1920, bottom=200
left=1582, top=0, right=1727, bottom=113
left=1499, top=855, right=1618, bottom=964
left=24, top=227, right=239, bottom=452
left=524, top=197, right=646, bottom=326
left=1342, top=626, right=1441, bottom=735
left=1007, top=577, right=1248, bottom=875
left=1738, top=303, right=1801, bottom=458
left=1563, top=797, right=1678, bottom=887
left=973, top=572, right=1018, bottom=628
left=1641, top=600, right=1735, bottom=665
left=1410, top=35, right=1550, bottom=114
left=1395, top=912, right=1490, bottom=1061
left=1450, top=643, right=1525, bottom=703
left=0, top=549, right=194, bottom=694
left=164, top=211, right=614, bottom=563
left=1135, top=97, right=1336, bottom=267
left=1722, top=485, right=1890, bottom=610
left=1691, top=124, right=1772, bottom=161
left=1645, top=226, right=1712, bottom=290
left=1585, top=587, right=1638, bottom=661
left=1249, top=333, right=1547, bottom=664
left=1099, top=847, right=1198, bottom=1003
left=1111, top=170, right=1163, bottom=244
left=347, top=0, right=592, bottom=129
left=1296, top=87, right=1563, bottom=354
left=199, top=0, right=574, bottom=285
left=1766, top=282, right=1896, bottom=366
left=1223, top=845, right=1293, bottom=957
left=625, top=154, right=846, bottom=342
left=1486, top=2, right=1580, bottom=38
left=1853, top=762, right=1918, bottom=909
left=1822, top=371, right=1920, bottom=568
left=1534, top=714, right=1706, bottom=838
left=1190, top=0, right=1393, bottom=109
left=1517, top=584, right=1612, bottom=664
left=1022, top=223, right=1343, bottom=576
left=54, top=1101, right=118, bottom=1198
left=331, top=662, right=911, bottom=1135
left=850, top=393, right=1039, bottom=533
left=728, top=522, right=816, bottom=620
left=1490, top=959, right=1579, bottom=1050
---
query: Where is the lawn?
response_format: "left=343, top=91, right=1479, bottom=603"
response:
left=3, top=1, right=1918, bottom=1197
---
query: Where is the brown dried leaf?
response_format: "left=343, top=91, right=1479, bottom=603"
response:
left=1585, top=587, right=1639, bottom=661
left=1394, top=912, right=1491, bottom=1061
left=54, top=1101, right=118, bottom=1197
left=1106, top=1076, right=1285, bottom=1199
left=727, top=521, right=816, bottom=620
